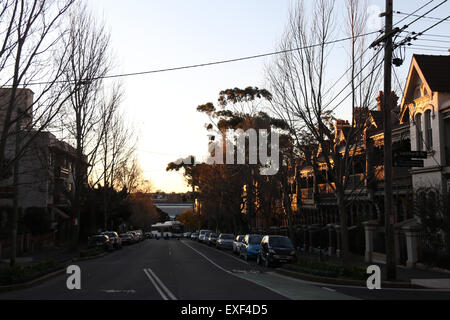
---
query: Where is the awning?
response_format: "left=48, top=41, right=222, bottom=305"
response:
left=49, top=205, right=70, bottom=219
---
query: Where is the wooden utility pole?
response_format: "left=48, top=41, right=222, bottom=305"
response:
left=383, top=0, right=396, bottom=280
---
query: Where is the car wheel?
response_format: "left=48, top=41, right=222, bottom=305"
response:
left=264, top=257, right=271, bottom=268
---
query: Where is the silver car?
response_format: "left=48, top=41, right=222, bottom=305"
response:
left=233, top=235, right=245, bottom=254
left=216, top=233, right=235, bottom=250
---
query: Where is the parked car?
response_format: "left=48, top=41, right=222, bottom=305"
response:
left=183, top=232, right=192, bottom=238
left=88, top=235, right=113, bottom=251
left=240, top=234, right=263, bottom=261
left=233, top=235, right=245, bottom=255
left=128, top=232, right=139, bottom=243
left=198, top=230, right=212, bottom=243
left=257, top=235, right=297, bottom=267
left=190, top=233, right=199, bottom=240
left=101, top=231, right=122, bottom=249
left=216, top=233, right=235, bottom=250
left=119, top=233, right=133, bottom=245
left=133, top=230, right=144, bottom=241
left=144, top=232, right=153, bottom=239
left=207, top=233, right=218, bottom=246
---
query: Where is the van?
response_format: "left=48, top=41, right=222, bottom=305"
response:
left=198, top=229, right=212, bottom=243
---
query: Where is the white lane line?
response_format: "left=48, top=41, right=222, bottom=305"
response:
left=181, top=241, right=231, bottom=274
left=180, top=240, right=292, bottom=300
left=143, top=269, right=168, bottom=300
left=146, top=268, right=177, bottom=300
left=143, top=268, right=167, bottom=300
left=322, top=287, right=336, bottom=292
left=196, top=242, right=249, bottom=265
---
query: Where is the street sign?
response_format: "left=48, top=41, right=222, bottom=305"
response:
left=393, top=159, right=424, bottom=167
left=395, top=151, right=427, bottom=159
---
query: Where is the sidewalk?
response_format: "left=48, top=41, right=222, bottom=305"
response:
left=296, top=250, right=450, bottom=288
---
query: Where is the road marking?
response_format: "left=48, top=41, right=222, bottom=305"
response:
left=181, top=241, right=231, bottom=274
left=232, top=269, right=261, bottom=274
left=143, top=268, right=177, bottom=300
left=102, top=289, right=136, bottom=294
left=197, top=242, right=249, bottom=265
left=322, top=287, right=336, bottom=292
left=180, top=240, right=291, bottom=300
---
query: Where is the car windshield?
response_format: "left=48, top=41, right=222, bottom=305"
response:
left=249, top=235, right=263, bottom=244
left=269, top=236, right=294, bottom=248
left=210, top=234, right=217, bottom=238
left=220, top=234, right=234, bottom=240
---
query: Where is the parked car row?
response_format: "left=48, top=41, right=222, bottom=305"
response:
left=192, top=230, right=297, bottom=267
left=87, top=230, right=146, bottom=251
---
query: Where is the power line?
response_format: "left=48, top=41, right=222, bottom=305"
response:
left=395, top=11, right=450, bottom=23
left=393, top=0, right=435, bottom=27
left=17, top=31, right=381, bottom=87
left=396, top=0, right=448, bottom=31
left=394, top=11, right=450, bottom=49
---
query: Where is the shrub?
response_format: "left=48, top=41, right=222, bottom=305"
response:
left=284, top=258, right=367, bottom=280
left=0, top=259, right=61, bottom=286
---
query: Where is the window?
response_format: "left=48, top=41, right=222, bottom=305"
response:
left=416, top=113, right=423, bottom=151
left=425, top=110, right=433, bottom=149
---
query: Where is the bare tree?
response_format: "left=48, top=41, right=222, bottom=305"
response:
left=57, top=2, right=112, bottom=247
left=267, top=0, right=383, bottom=264
left=91, top=84, right=138, bottom=230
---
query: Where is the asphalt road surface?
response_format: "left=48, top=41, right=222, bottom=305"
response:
left=1, top=239, right=450, bottom=300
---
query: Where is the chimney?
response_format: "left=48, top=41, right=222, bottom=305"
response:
left=334, top=119, right=350, bottom=141
left=376, top=91, right=399, bottom=112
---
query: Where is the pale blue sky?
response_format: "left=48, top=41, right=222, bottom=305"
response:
left=88, top=0, right=450, bottom=193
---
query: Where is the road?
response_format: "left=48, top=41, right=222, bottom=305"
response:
left=1, top=239, right=450, bottom=300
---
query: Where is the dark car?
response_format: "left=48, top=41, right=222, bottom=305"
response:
left=145, top=232, right=153, bottom=239
left=207, top=233, right=218, bottom=246
left=101, top=231, right=122, bottom=249
left=120, top=233, right=133, bottom=245
left=88, top=235, right=112, bottom=251
left=257, top=235, right=297, bottom=267
left=216, top=233, right=235, bottom=250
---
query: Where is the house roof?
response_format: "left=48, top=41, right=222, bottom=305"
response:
left=413, top=54, right=450, bottom=93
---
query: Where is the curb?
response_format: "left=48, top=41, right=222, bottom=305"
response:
left=0, top=251, right=109, bottom=293
left=72, top=251, right=108, bottom=262
left=276, top=268, right=425, bottom=289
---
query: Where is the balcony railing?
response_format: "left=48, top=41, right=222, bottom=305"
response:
left=55, top=167, right=70, bottom=179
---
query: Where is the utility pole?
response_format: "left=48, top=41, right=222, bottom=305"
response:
left=383, top=0, right=396, bottom=280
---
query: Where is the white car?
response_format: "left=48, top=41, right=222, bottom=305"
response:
left=198, top=229, right=212, bottom=243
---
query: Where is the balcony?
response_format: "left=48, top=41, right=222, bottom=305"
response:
left=55, top=167, right=70, bottom=180
left=345, top=173, right=365, bottom=190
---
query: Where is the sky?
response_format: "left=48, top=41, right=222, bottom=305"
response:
left=87, top=0, right=450, bottom=193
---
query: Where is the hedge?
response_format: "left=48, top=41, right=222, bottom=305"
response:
left=282, top=258, right=367, bottom=280
left=0, top=259, right=62, bottom=286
